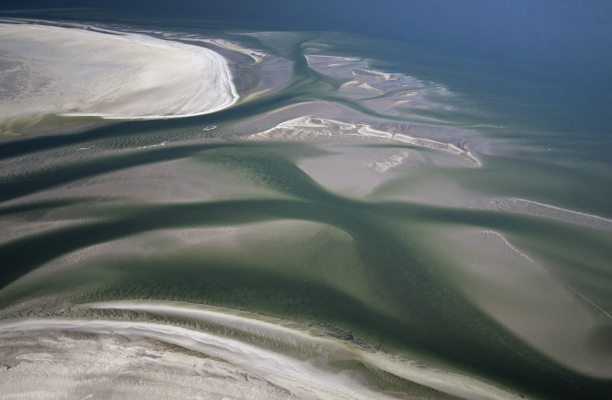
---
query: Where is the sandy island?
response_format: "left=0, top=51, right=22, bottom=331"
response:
left=0, top=22, right=239, bottom=121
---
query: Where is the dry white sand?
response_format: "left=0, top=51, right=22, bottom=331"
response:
left=251, top=116, right=480, bottom=167
left=0, top=303, right=524, bottom=400
left=0, top=22, right=239, bottom=120
left=0, top=319, right=383, bottom=400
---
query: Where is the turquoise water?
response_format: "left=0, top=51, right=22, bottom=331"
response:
left=1, top=4, right=611, bottom=400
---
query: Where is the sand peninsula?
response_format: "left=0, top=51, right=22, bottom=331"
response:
left=0, top=22, right=239, bottom=121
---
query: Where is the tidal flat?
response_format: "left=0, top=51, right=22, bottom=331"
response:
left=0, top=18, right=611, bottom=400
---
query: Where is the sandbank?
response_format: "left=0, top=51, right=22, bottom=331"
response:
left=251, top=115, right=480, bottom=167
left=0, top=22, right=239, bottom=121
left=0, top=301, right=525, bottom=400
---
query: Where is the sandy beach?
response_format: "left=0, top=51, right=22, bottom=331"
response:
left=0, top=302, right=524, bottom=400
left=0, top=22, right=238, bottom=121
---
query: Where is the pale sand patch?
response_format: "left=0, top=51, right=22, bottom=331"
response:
left=431, top=227, right=612, bottom=378
left=357, top=126, right=393, bottom=139
left=339, top=81, right=384, bottom=96
left=0, top=321, right=378, bottom=400
left=304, top=55, right=407, bottom=84
left=478, top=198, right=612, bottom=231
left=393, top=133, right=480, bottom=167
left=361, top=151, right=411, bottom=173
left=181, top=37, right=269, bottom=64
left=0, top=22, right=238, bottom=120
left=176, top=35, right=293, bottom=101
left=0, top=306, right=524, bottom=400
left=250, top=116, right=480, bottom=167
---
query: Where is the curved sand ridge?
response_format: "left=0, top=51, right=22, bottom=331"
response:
left=0, top=301, right=524, bottom=400
left=0, top=22, right=239, bottom=120
left=251, top=116, right=481, bottom=167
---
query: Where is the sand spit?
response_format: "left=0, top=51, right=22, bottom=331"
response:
left=181, top=36, right=269, bottom=64
left=484, top=198, right=612, bottom=231
left=251, top=116, right=480, bottom=167
left=166, top=34, right=292, bottom=101
left=0, top=319, right=383, bottom=400
left=0, top=302, right=524, bottom=400
left=0, top=22, right=238, bottom=121
left=393, top=133, right=480, bottom=167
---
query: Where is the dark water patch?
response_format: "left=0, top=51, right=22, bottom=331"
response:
left=0, top=197, right=100, bottom=217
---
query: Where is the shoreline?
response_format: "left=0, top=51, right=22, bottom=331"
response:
left=0, top=300, right=524, bottom=400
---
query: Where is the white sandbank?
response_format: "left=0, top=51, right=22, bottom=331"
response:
left=0, top=319, right=376, bottom=400
left=251, top=116, right=481, bottom=167
left=182, top=36, right=269, bottom=63
left=506, top=198, right=612, bottom=230
left=82, top=301, right=522, bottom=399
left=393, top=133, right=481, bottom=167
left=0, top=22, right=239, bottom=120
left=0, top=301, right=524, bottom=400
left=0, top=319, right=395, bottom=400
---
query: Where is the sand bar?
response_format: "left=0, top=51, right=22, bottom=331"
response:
left=251, top=115, right=481, bottom=167
left=0, top=22, right=238, bottom=120
left=0, top=300, right=523, bottom=400
left=80, top=301, right=523, bottom=400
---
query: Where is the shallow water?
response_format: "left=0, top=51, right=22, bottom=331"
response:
left=0, top=5, right=611, bottom=400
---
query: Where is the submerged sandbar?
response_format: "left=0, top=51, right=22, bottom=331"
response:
left=0, top=22, right=239, bottom=121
